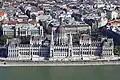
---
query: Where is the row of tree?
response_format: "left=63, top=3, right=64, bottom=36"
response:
left=0, top=25, right=8, bottom=45
left=114, top=46, right=120, bottom=56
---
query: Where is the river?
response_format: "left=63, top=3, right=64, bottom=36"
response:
left=0, top=66, right=120, bottom=80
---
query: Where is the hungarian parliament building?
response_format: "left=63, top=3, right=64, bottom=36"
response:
left=7, top=23, right=115, bottom=61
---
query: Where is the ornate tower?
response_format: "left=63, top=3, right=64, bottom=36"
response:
left=50, top=29, right=54, bottom=57
left=68, top=32, right=73, bottom=57
left=55, top=26, right=68, bottom=46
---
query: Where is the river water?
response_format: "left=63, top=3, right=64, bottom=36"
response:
left=0, top=65, right=120, bottom=80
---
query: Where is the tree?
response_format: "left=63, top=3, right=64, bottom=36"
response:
left=106, top=14, right=111, bottom=20
left=114, top=46, right=120, bottom=56
left=0, top=35, right=8, bottom=45
left=0, top=25, right=3, bottom=36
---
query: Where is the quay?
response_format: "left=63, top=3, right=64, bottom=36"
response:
left=0, top=60, right=120, bottom=67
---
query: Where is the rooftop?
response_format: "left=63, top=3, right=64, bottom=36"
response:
left=0, top=12, right=5, bottom=16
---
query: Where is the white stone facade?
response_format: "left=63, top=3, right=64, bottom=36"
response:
left=7, top=26, right=114, bottom=61
left=7, top=24, right=47, bottom=61
left=8, top=44, right=49, bottom=61
left=49, top=27, right=114, bottom=61
left=2, top=23, right=43, bottom=38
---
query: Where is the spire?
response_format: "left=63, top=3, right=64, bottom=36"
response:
left=51, top=29, right=54, bottom=46
left=69, top=31, right=72, bottom=45
left=69, top=31, right=73, bottom=57
left=50, top=29, right=54, bottom=58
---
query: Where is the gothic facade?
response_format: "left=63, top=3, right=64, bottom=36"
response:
left=7, top=26, right=114, bottom=61
left=49, top=26, right=114, bottom=61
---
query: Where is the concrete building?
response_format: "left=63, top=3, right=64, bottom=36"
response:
left=52, top=21, right=91, bottom=35
left=2, top=23, right=16, bottom=38
left=50, top=11, right=91, bottom=35
left=2, top=22, right=43, bottom=38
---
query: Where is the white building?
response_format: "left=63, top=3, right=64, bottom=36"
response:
left=111, top=11, right=118, bottom=20
left=49, top=26, right=114, bottom=61
left=7, top=25, right=49, bottom=61
left=2, top=22, right=43, bottom=38
left=7, top=24, right=114, bottom=61
left=98, top=17, right=108, bottom=28
left=51, top=15, right=91, bottom=35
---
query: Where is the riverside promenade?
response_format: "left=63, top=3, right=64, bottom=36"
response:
left=0, top=60, right=120, bottom=67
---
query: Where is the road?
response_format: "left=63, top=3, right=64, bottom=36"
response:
left=0, top=60, right=120, bottom=67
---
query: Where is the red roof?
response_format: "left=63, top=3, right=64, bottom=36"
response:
left=0, top=12, right=5, bottom=16
left=108, top=21, right=120, bottom=26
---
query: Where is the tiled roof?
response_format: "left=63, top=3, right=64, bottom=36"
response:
left=0, top=12, right=5, bottom=16
left=108, top=20, right=120, bottom=26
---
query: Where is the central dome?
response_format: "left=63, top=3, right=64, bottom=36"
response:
left=55, top=26, right=65, bottom=33
left=54, top=26, right=68, bottom=45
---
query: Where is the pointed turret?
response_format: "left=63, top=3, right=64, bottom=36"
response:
left=51, top=29, right=54, bottom=46
left=50, top=29, right=54, bottom=57
left=69, top=31, right=72, bottom=45
left=68, top=31, right=73, bottom=57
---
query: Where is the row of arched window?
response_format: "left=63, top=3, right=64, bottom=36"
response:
left=54, top=48, right=69, bottom=52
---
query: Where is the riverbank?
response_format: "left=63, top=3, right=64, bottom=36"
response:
left=1, top=61, right=120, bottom=67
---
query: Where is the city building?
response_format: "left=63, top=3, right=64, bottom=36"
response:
left=2, top=22, right=43, bottom=38
left=0, top=0, right=118, bottom=62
